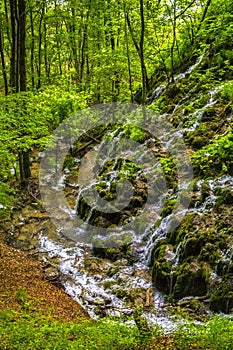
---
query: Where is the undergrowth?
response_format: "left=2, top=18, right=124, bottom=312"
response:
left=0, top=309, right=233, bottom=350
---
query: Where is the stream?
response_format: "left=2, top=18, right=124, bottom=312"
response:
left=37, top=54, right=232, bottom=331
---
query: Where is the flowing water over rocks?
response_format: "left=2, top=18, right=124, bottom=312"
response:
left=36, top=88, right=232, bottom=330
left=37, top=129, right=183, bottom=330
left=2, top=55, right=232, bottom=331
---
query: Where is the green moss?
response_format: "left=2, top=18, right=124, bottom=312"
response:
left=209, top=279, right=233, bottom=313
left=181, top=237, right=204, bottom=259
left=63, top=155, right=75, bottom=170
left=200, top=181, right=210, bottom=202
left=172, top=262, right=209, bottom=300
left=199, top=243, right=222, bottom=265
left=161, top=198, right=177, bottom=218
left=122, top=125, right=148, bottom=143
left=167, top=213, right=197, bottom=244
left=152, top=260, right=173, bottom=295
left=215, top=187, right=233, bottom=207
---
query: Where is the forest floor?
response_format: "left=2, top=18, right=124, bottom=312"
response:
left=0, top=237, right=175, bottom=350
left=0, top=149, right=88, bottom=321
left=0, top=238, right=89, bottom=322
left=1, top=160, right=232, bottom=349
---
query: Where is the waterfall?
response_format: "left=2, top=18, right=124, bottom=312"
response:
left=37, top=60, right=232, bottom=329
left=38, top=142, right=233, bottom=330
left=150, top=51, right=205, bottom=103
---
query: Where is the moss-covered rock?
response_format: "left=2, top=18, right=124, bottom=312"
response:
left=172, top=261, right=209, bottom=300
left=152, top=260, right=173, bottom=295
left=151, top=242, right=175, bottom=295
left=215, top=187, right=233, bottom=207
left=209, top=278, right=233, bottom=313
left=151, top=204, right=233, bottom=311
left=180, top=236, right=204, bottom=260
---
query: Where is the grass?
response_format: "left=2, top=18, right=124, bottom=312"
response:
left=173, top=316, right=233, bottom=350
left=0, top=310, right=141, bottom=350
left=0, top=309, right=233, bottom=350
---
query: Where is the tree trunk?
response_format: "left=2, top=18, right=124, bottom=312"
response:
left=37, top=2, right=45, bottom=89
left=0, top=19, right=8, bottom=95
left=43, top=22, right=50, bottom=83
left=124, top=2, right=133, bottom=102
left=80, top=1, right=91, bottom=85
left=139, top=0, right=147, bottom=106
left=4, top=0, right=11, bottom=43
left=126, top=2, right=148, bottom=105
left=70, top=6, right=79, bottom=83
left=9, top=0, right=18, bottom=92
left=18, top=0, right=30, bottom=187
left=18, top=0, right=26, bottom=92
left=54, top=1, right=62, bottom=77
left=29, top=6, right=35, bottom=89
left=197, top=0, right=212, bottom=33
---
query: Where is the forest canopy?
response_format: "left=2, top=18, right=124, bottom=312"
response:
left=0, top=0, right=233, bottom=206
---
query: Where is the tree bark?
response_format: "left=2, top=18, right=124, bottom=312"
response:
left=80, top=0, right=91, bottom=85
left=9, top=0, right=18, bottom=92
left=124, top=2, right=133, bottom=102
left=18, top=0, right=31, bottom=187
left=37, top=1, right=45, bottom=89
left=126, top=2, right=148, bottom=105
left=18, top=0, right=26, bottom=92
left=29, top=6, right=35, bottom=88
left=0, top=19, right=8, bottom=95
left=43, top=22, right=50, bottom=83
left=139, top=0, right=147, bottom=106
left=197, top=0, right=213, bottom=33
left=70, top=6, right=79, bottom=83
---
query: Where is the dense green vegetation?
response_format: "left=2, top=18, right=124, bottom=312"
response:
left=0, top=309, right=233, bottom=350
left=0, top=310, right=141, bottom=350
left=0, top=0, right=233, bottom=348
left=0, top=0, right=232, bottom=202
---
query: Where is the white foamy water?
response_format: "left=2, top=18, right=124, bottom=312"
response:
left=37, top=56, right=232, bottom=330
left=38, top=232, right=180, bottom=330
left=38, top=169, right=233, bottom=331
left=151, top=52, right=205, bottom=103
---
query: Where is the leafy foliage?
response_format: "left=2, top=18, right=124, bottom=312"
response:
left=0, top=310, right=233, bottom=350
left=0, top=310, right=141, bottom=350
left=192, top=131, right=233, bottom=177
left=174, top=316, right=233, bottom=350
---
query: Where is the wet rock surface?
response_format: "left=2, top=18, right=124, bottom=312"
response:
left=151, top=176, right=233, bottom=313
left=1, top=58, right=233, bottom=329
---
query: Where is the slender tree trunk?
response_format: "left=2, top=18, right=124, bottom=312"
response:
left=170, top=0, right=177, bottom=82
left=37, top=2, right=45, bottom=89
left=139, top=0, right=147, bottom=106
left=124, top=3, right=133, bottom=102
left=197, top=0, right=212, bottom=33
left=29, top=7, right=35, bottom=88
left=54, top=1, right=62, bottom=77
left=9, top=0, right=18, bottom=92
left=126, top=2, right=148, bottom=105
left=80, top=1, right=91, bottom=85
left=0, top=20, right=8, bottom=95
left=85, top=41, right=90, bottom=88
left=18, top=0, right=26, bottom=92
left=4, top=0, right=11, bottom=43
left=43, top=22, right=50, bottom=83
left=70, top=6, right=79, bottom=82
left=18, top=0, right=30, bottom=187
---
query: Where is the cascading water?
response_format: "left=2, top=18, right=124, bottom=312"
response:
left=180, top=86, right=222, bottom=132
left=150, top=51, right=205, bottom=104
left=38, top=57, right=232, bottom=330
